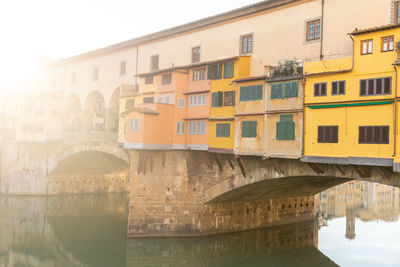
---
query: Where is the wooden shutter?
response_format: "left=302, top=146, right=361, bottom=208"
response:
left=284, top=83, right=291, bottom=97
left=286, top=122, right=295, bottom=140
left=223, top=63, right=234, bottom=78
left=291, top=82, right=298, bottom=97
left=217, top=91, right=223, bottom=106
left=256, top=85, right=263, bottom=100
left=271, top=84, right=277, bottom=99
left=277, top=83, right=283, bottom=98
left=276, top=122, right=285, bottom=140
left=240, top=86, right=246, bottom=101
left=207, top=65, right=213, bottom=80
left=212, top=92, right=218, bottom=107
left=318, top=126, right=324, bottom=143
left=217, top=64, right=222, bottom=79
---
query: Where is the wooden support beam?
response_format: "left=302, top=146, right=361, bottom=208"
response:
left=352, top=165, right=370, bottom=178
left=150, top=151, right=154, bottom=173
left=199, top=151, right=212, bottom=169
left=269, top=158, right=284, bottom=175
left=227, top=156, right=235, bottom=170
left=334, top=164, right=346, bottom=175
left=378, top=167, right=392, bottom=181
left=214, top=153, right=223, bottom=173
left=236, top=157, right=247, bottom=178
left=307, top=163, right=324, bottom=175
left=162, top=151, right=166, bottom=168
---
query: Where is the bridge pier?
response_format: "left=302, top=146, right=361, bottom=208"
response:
left=127, top=150, right=320, bottom=237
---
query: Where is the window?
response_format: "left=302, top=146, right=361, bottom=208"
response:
left=158, top=96, right=163, bottom=103
left=188, top=121, right=205, bottom=135
left=162, top=74, right=172, bottom=85
left=306, top=20, right=320, bottom=41
left=242, top=121, right=257, bottom=138
left=224, top=91, right=235, bottom=106
left=191, top=46, right=201, bottom=63
left=129, top=118, right=139, bottom=132
left=314, top=83, right=327, bottom=96
left=223, top=63, right=234, bottom=78
left=396, top=2, right=400, bottom=24
left=271, top=82, right=298, bottom=99
left=145, top=75, right=154, bottom=84
left=165, top=95, right=170, bottom=104
left=143, top=97, right=154, bottom=104
left=151, top=55, right=159, bottom=71
left=359, top=126, right=389, bottom=144
left=212, top=92, right=223, bottom=107
left=216, top=123, right=230, bottom=138
left=92, top=67, right=99, bottom=81
left=189, top=94, right=206, bottom=106
left=71, top=72, right=76, bottom=85
left=176, top=121, right=186, bottom=135
left=192, top=68, right=206, bottom=81
left=120, top=61, right=126, bottom=76
left=240, top=85, right=263, bottom=101
left=318, top=126, right=338, bottom=143
left=207, top=64, right=222, bottom=80
left=178, top=98, right=185, bottom=108
left=361, top=40, right=373, bottom=55
left=276, top=115, right=295, bottom=140
left=240, top=34, right=253, bottom=54
left=125, top=99, right=135, bottom=109
left=331, top=81, right=345, bottom=95
left=360, top=77, right=391, bottom=96
left=382, top=36, right=394, bottom=52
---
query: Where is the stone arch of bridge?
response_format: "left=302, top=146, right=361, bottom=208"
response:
left=48, top=142, right=129, bottom=175
left=202, top=156, right=398, bottom=203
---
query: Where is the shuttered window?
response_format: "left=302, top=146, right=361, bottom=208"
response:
left=240, top=34, right=253, bottom=54
left=223, top=63, right=234, bottom=78
left=242, top=121, right=257, bottom=138
left=359, top=126, right=389, bottom=144
left=360, top=77, right=391, bottom=96
left=207, top=64, right=222, bottom=80
left=212, top=92, right=223, bottom=107
left=176, top=121, right=186, bottom=135
left=240, top=85, right=263, bottom=101
left=271, top=82, right=298, bottom=99
left=276, top=114, right=295, bottom=140
left=162, top=74, right=172, bottom=85
left=331, top=81, right=346, bottom=95
left=317, top=126, right=338, bottom=143
left=314, top=83, right=327, bottom=96
left=216, top=123, right=230, bottom=138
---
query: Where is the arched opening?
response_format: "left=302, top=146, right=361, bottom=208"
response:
left=64, top=94, right=82, bottom=132
left=84, top=91, right=106, bottom=131
left=109, top=87, right=120, bottom=132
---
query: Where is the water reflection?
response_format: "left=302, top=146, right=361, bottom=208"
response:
left=0, top=181, right=399, bottom=267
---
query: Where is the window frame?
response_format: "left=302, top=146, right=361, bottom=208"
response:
left=216, top=123, right=230, bottom=138
left=331, top=81, right=346, bottom=95
left=192, top=68, right=206, bottom=81
left=276, top=114, right=295, bottom=141
left=381, top=36, right=394, bottom=52
left=188, top=120, right=206, bottom=135
left=359, top=126, right=389, bottom=144
left=314, top=82, right=327, bottom=97
left=145, top=75, right=154, bottom=84
left=177, top=98, right=185, bottom=108
left=396, top=2, right=400, bottom=24
left=241, top=121, right=257, bottom=138
left=191, top=46, right=201, bottom=63
left=240, top=33, right=253, bottom=54
left=161, top=73, right=172, bottom=85
left=359, top=77, right=391, bottom=96
left=129, top=118, right=139, bottom=132
left=306, top=19, right=321, bottom=41
left=223, top=91, right=235, bottom=106
left=176, top=121, right=186, bottom=135
left=240, top=85, right=263, bottom=101
left=150, top=55, right=159, bottom=71
left=361, top=39, right=373, bottom=55
left=189, top=94, right=206, bottom=107
left=317, top=126, right=339, bottom=143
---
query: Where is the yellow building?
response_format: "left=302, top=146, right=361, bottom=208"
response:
left=303, top=24, right=400, bottom=171
left=208, top=56, right=250, bottom=154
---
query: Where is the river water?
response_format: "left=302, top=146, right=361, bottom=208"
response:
left=0, top=181, right=399, bottom=267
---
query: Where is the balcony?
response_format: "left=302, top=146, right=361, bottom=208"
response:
left=267, top=59, right=303, bottom=82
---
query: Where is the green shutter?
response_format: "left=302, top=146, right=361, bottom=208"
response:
left=280, top=114, right=293, bottom=122
left=286, top=122, right=295, bottom=140
left=217, top=91, right=223, bottom=107
left=217, top=64, right=222, bottom=79
left=284, top=83, right=291, bottom=98
left=207, top=65, right=212, bottom=80
left=242, top=121, right=257, bottom=138
left=271, top=84, right=277, bottom=99
left=240, top=86, right=246, bottom=101
left=276, top=122, right=285, bottom=140
left=217, top=123, right=230, bottom=137
left=212, top=92, right=218, bottom=107
left=223, top=63, right=234, bottom=78
left=232, top=91, right=235, bottom=106
left=256, top=85, right=263, bottom=100
left=291, top=82, right=298, bottom=97
left=277, top=83, right=283, bottom=98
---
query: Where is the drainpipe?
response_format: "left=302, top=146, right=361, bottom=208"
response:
left=320, top=0, right=325, bottom=60
left=135, top=46, right=139, bottom=90
left=393, top=65, right=398, bottom=157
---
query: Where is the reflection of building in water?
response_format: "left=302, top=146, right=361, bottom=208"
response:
left=319, top=181, right=400, bottom=240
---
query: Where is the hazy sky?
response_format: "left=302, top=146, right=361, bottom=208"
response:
left=0, top=0, right=261, bottom=60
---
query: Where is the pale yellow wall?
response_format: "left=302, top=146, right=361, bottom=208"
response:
left=234, top=115, right=264, bottom=155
